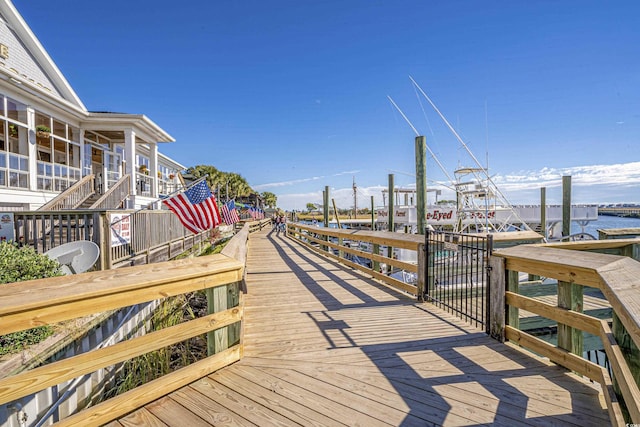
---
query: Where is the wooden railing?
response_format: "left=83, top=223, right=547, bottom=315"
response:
left=0, top=223, right=254, bottom=426
left=12, top=210, right=209, bottom=269
left=91, top=173, right=131, bottom=209
left=244, top=217, right=273, bottom=233
left=12, top=210, right=102, bottom=254
left=490, top=238, right=640, bottom=426
left=106, top=210, right=210, bottom=268
left=287, top=222, right=424, bottom=296
left=38, top=174, right=95, bottom=211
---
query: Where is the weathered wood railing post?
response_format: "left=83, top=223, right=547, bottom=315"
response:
left=98, top=211, right=110, bottom=271
left=372, top=243, right=380, bottom=272
left=612, top=311, right=640, bottom=422
left=489, top=255, right=506, bottom=341
left=417, top=242, right=425, bottom=302
left=557, top=280, right=583, bottom=357
left=507, top=269, right=519, bottom=332
left=207, top=223, right=249, bottom=356
left=425, top=230, right=435, bottom=300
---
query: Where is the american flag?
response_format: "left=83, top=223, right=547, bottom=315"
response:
left=220, top=200, right=241, bottom=225
left=249, top=207, right=264, bottom=220
left=162, top=180, right=221, bottom=234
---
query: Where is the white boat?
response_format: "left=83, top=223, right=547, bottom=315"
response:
left=381, top=78, right=598, bottom=240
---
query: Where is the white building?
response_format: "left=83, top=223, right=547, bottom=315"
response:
left=0, top=0, right=183, bottom=211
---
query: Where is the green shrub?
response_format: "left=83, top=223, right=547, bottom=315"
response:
left=0, top=242, right=63, bottom=283
left=0, top=242, right=64, bottom=355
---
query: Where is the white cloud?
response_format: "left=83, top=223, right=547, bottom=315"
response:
left=274, top=162, right=640, bottom=210
left=253, top=170, right=360, bottom=190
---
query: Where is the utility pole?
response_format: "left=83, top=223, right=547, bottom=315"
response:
left=352, top=176, right=357, bottom=218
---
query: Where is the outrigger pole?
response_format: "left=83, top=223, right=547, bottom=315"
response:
left=387, top=95, right=454, bottom=184
left=409, top=76, right=533, bottom=231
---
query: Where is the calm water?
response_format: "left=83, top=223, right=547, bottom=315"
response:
left=572, top=215, right=640, bottom=238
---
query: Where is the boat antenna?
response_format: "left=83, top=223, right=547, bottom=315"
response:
left=387, top=96, right=454, bottom=184
left=485, top=99, right=490, bottom=173
left=409, top=76, right=486, bottom=169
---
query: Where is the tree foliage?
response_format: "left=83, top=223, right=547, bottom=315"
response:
left=0, top=242, right=63, bottom=283
left=187, top=165, right=254, bottom=201
left=261, top=192, right=277, bottom=208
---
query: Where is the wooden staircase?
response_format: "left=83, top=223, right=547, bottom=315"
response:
left=38, top=174, right=132, bottom=211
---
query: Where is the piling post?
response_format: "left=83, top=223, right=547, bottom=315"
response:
left=387, top=174, right=395, bottom=271
left=323, top=186, right=329, bottom=251
left=415, top=136, right=427, bottom=235
left=540, top=187, right=547, bottom=239
left=372, top=194, right=380, bottom=271
left=562, top=176, right=571, bottom=238
left=370, top=196, right=375, bottom=230
left=388, top=174, right=394, bottom=232
left=323, top=186, right=329, bottom=228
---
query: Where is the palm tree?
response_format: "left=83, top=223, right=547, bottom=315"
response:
left=186, top=166, right=254, bottom=202
left=261, top=192, right=277, bottom=208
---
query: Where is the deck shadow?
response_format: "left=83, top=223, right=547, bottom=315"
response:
left=256, top=231, right=608, bottom=426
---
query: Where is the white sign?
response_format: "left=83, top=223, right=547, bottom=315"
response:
left=110, top=214, right=131, bottom=246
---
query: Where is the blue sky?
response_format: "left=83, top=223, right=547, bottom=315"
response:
left=14, top=0, right=640, bottom=210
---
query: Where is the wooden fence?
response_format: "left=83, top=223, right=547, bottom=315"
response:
left=10, top=210, right=210, bottom=270
left=286, top=222, right=425, bottom=296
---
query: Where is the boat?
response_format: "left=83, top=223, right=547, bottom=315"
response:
left=380, top=78, right=598, bottom=239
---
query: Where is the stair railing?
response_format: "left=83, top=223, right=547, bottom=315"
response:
left=38, top=175, right=95, bottom=211
left=91, top=174, right=132, bottom=209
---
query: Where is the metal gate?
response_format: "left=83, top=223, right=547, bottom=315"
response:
left=424, top=230, right=493, bottom=332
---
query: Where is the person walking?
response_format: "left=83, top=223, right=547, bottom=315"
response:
left=279, top=214, right=286, bottom=233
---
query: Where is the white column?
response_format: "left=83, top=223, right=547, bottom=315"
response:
left=26, top=107, right=37, bottom=191
left=78, top=128, right=86, bottom=176
left=150, top=142, right=158, bottom=198
left=124, top=128, right=136, bottom=207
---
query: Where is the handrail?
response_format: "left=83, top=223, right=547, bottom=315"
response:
left=0, top=222, right=255, bottom=426
left=491, top=239, right=640, bottom=425
left=287, top=222, right=424, bottom=296
left=38, top=174, right=95, bottom=211
left=91, top=173, right=131, bottom=209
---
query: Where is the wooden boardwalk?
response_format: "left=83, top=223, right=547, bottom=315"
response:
left=112, top=229, right=610, bottom=426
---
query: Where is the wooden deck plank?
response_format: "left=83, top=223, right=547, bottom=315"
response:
left=145, top=396, right=212, bottom=426
left=213, top=366, right=395, bottom=426
left=169, top=384, right=257, bottom=427
left=117, top=407, right=168, bottom=427
left=119, top=228, right=610, bottom=426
